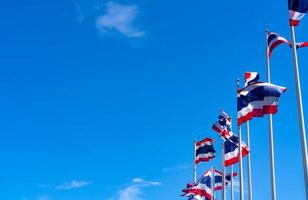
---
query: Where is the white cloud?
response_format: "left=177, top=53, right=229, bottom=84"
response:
left=162, top=163, right=191, bottom=172
left=55, top=180, right=93, bottom=190
left=96, top=2, right=144, bottom=37
left=111, top=178, right=161, bottom=200
left=132, top=178, right=161, bottom=186
left=73, top=0, right=103, bottom=23
left=119, top=185, right=142, bottom=200
left=233, top=178, right=247, bottom=194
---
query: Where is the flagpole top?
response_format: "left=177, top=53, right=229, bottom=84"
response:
left=265, top=29, right=270, bottom=33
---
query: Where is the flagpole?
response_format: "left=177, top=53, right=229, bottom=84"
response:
left=193, top=139, right=197, bottom=183
left=230, top=114, right=234, bottom=200
left=231, top=165, right=234, bottom=200
left=222, top=143, right=226, bottom=200
left=237, top=78, right=245, bottom=200
left=265, top=30, right=277, bottom=200
left=246, top=121, right=253, bottom=200
left=212, top=167, right=215, bottom=200
left=289, top=25, right=308, bottom=199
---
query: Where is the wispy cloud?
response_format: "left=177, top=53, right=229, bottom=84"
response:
left=131, top=178, right=161, bottom=186
left=233, top=178, right=247, bottom=194
left=96, top=2, right=144, bottom=37
left=111, top=178, right=161, bottom=200
left=55, top=180, right=93, bottom=190
left=162, top=163, right=191, bottom=172
left=73, top=0, right=103, bottom=23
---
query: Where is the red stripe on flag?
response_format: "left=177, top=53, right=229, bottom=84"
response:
left=225, top=147, right=250, bottom=166
left=290, top=19, right=300, bottom=26
left=237, top=105, right=279, bottom=125
left=195, top=156, right=215, bottom=164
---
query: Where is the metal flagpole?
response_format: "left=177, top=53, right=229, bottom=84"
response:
left=289, top=26, right=308, bottom=199
left=265, top=30, right=277, bottom=200
left=193, top=139, right=197, bottom=183
left=237, top=78, right=245, bottom=200
left=231, top=165, right=234, bottom=200
left=212, top=167, right=215, bottom=200
left=246, top=121, right=253, bottom=200
left=222, top=143, right=226, bottom=200
left=229, top=114, right=235, bottom=200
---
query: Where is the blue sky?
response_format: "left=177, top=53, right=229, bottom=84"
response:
left=0, top=0, right=308, bottom=200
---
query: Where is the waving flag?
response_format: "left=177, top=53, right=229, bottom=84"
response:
left=187, top=195, right=203, bottom=200
left=224, top=134, right=250, bottom=166
left=182, top=183, right=199, bottom=198
left=182, top=183, right=203, bottom=200
left=214, top=170, right=238, bottom=191
left=214, top=170, right=223, bottom=190
left=289, top=0, right=308, bottom=26
left=196, top=170, right=212, bottom=200
left=237, top=81, right=287, bottom=125
left=226, top=172, right=238, bottom=185
left=245, top=72, right=260, bottom=87
left=195, top=138, right=216, bottom=164
left=266, top=31, right=290, bottom=58
left=182, top=170, right=212, bottom=200
left=296, top=41, right=308, bottom=48
left=212, top=111, right=233, bottom=138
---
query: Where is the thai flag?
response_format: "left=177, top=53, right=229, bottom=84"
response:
left=289, top=0, right=308, bottom=26
left=237, top=81, right=287, bottom=125
left=195, top=138, right=216, bottom=164
left=214, top=170, right=238, bottom=191
left=226, top=172, right=238, bottom=186
left=212, top=111, right=233, bottom=138
left=182, top=170, right=212, bottom=200
left=266, top=31, right=290, bottom=59
left=296, top=41, right=308, bottom=48
left=182, top=182, right=199, bottom=198
left=245, top=72, right=259, bottom=87
left=188, top=195, right=203, bottom=200
left=196, top=170, right=212, bottom=200
left=224, top=134, right=250, bottom=166
left=214, top=170, right=223, bottom=191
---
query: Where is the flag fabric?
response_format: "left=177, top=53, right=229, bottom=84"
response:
left=214, top=170, right=223, bottom=190
left=182, top=183, right=199, bottom=198
left=226, top=172, right=238, bottom=186
left=245, top=72, right=260, bottom=87
left=188, top=195, right=203, bottom=200
left=212, top=111, right=233, bottom=138
left=266, top=31, right=290, bottom=59
left=224, top=134, right=250, bottom=166
left=289, top=0, right=308, bottom=26
left=296, top=41, right=308, bottom=48
left=196, top=170, right=212, bottom=200
left=182, top=182, right=199, bottom=197
left=237, top=82, right=287, bottom=125
left=266, top=31, right=308, bottom=54
left=195, top=138, right=216, bottom=164
left=214, top=170, right=238, bottom=191
left=182, top=170, right=212, bottom=200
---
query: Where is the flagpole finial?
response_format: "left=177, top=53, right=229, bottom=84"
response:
left=265, top=29, right=270, bottom=33
left=236, top=78, right=240, bottom=88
